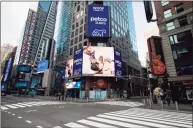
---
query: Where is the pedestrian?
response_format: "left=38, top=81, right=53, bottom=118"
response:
left=165, top=89, right=171, bottom=106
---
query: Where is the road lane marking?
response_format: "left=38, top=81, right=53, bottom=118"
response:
left=53, top=126, right=62, bottom=128
left=64, top=122, right=89, bottom=128
left=36, top=126, right=43, bottom=128
left=1, top=106, right=9, bottom=110
left=18, top=116, right=22, bottom=119
left=12, top=114, right=15, bottom=116
left=12, top=104, right=26, bottom=108
left=8, top=112, right=11, bottom=114
left=26, top=120, right=32, bottom=123
left=77, top=119, right=118, bottom=128
left=5, top=105, right=18, bottom=109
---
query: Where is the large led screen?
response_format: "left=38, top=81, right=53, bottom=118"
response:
left=87, top=5, right=110, bottom=38
left=73, top=49, right=83, bottom=76
left=65, top=59, right=73, bottom=78
left=82, top=46, right=115, bottom=76
left=37, top=60, right=48, bottom=73
left=18, top=65, right=31, bottom=73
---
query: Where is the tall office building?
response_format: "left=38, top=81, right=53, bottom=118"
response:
left=154, top=1, right=193, bottom=100
left=33, top=1, right=58, bottom=72
left=54, top=1, right=142, bottom=97
left=14, top=9, right=36, bottom=65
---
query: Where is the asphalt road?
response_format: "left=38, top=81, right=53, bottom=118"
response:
left=1, top=95, right=192, bottom=128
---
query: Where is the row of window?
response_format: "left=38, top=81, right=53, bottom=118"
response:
left=163, top=3, right=184, bottom=19
left=69, top=41, right=87, bottom=55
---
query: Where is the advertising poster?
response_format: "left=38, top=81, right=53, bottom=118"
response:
left=37, top=60, right=49, bottom=73
left=3, top=58, right=12, bottom=82
left=18, top=65, right=31, bottom=73
left=73, top=49, right=83, bottom=76
left=82, top=46, right=115, bottom=76
left=65, top=59, right=73, bottom=78
left=114, top=50, right=123, bottom=77
left=87, top=5, right=110, bottom=38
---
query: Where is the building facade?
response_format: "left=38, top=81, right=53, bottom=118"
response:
left=53, top=1, right=142, bottom=98
left=154, top=1, right=193, bottom=101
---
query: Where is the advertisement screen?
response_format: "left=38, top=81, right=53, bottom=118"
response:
left=30, top=76, right=39, bottom=88
left=73, top=49, right=83, bottom=76
left=65, top=59, right=73, bottom=78
left=18, top=65, right=31, bottom=73
left=87, top=5, right=110, bottom=38
left=37, top=60, right=49, bottom=73
left=114, top=50, right=123, bottom=77
left=16, top=81, right=28, bottom=87
left=82, top=46, right=115, bottom=76
left=3, top=58, right=12, bottom=82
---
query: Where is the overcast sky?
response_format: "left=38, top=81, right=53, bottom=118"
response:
left=1, top=1, right=159, bottom=67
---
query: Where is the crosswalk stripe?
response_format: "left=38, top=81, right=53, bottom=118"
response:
left=64, top=122, right=89, bottom=128
left=17, top=103, right=33, bottom=107
left=97, top=114, right=172, bottom=128
left=5, top=105, right=18, bottom=108
left=102, top=113, right=192, bottom=127
left=113, top=110, right=192, bottom=121
left=12, top=104, right=26, bottom=108
left=105, top=113, right=192, bottom=125
left=1, top=106, right=9, bottom=110
left=88, top=116, right=148, bottom=128
left=77, top=119, right=117, bottom=128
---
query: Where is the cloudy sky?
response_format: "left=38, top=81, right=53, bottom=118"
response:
left=1, top=1, right=159, bottom=67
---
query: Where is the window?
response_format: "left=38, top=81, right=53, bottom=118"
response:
left=79, top=26, right=83, bottom=33
left=164, top=9, right=172, bottom=18
left=77, top=5, right=80, bottom=12
left=70, top=48, right=73, bottom=55
left=75, top=29, right=78, bottom=35
left=76, top=22, right=79, bottom=28
left=72, top=24, right=75, bottom=30
left=74, top=46, right=77, bottom=51
left=161, top=0, right=169, bottom=6
left=79, top=35, right=82, bottom=42
left=71, top=39, right=73, bottom=46
left=166, top=22, right=175, bottom=31
left=80, top=19, right=83, bottom=25
left=75, top=37, right=78, bottom=44
left=71, top=32, right=74, bottom=38
left=175, top=4, right=184, bottom=13
left=178, top=16, right=188, bottom=26
left=79, top=43, right=82, bottom=48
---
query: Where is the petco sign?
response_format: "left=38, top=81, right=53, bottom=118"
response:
left=87, top=5, right=110, bottom=38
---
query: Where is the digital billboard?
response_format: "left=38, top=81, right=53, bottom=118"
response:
left=87, top=5, right=110, bottom=38
left=37, top=60, right=49, bottom=73
left=82, top=46, right=115, bottom=76
left=3, top=58, right=12, bottom=82
left=18, top=65, right=31, bottom=72
left=65, top=59, right=73, bottom=78
left=114, top=50, right=123, bottom=77
left=73, top=49, right=83, bottom=76
left=16, top=81, right=28, bottom=87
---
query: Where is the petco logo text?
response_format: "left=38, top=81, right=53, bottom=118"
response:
left=93, top=6, right=104, bottom=11
left=90, top=17, right=107, bottom=22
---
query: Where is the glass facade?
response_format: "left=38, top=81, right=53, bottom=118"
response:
left=54, top=2, right=73, bottom=61
left=104, top=1, right=138, bottom=58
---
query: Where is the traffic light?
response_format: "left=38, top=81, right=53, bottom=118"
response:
left=144, top=1, right=153, bottom=23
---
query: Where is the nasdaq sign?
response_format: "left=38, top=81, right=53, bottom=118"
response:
left=87, top=5, right=110, bottom=38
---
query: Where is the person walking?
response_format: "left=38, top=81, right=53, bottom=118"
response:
left=165, top=89, right=171, bottom=106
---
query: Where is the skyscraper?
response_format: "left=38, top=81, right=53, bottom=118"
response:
left=54, top=1, right=142, bottom=97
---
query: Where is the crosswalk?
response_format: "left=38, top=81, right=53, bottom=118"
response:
left=1, top=101, right=65, bottom=110
left=95, top=101, right=144, bottom=107
left=64, top=108, right=193, bottom=128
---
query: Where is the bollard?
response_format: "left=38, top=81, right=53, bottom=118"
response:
left=161, top=100, right=164, bottom=110
left=149, top=99, right=152, bottom=108
left=87, top=97, right=88, bottom=102
left=175, top=101, right=179, bottom=111
left=143, top=99, right=146, bottom=108
left=75, top=97, right=76, bottom=102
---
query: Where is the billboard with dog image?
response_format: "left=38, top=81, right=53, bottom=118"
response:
left=82, top=45, right=115, bottom=76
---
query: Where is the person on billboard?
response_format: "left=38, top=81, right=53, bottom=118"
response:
left=66, top=60, right=73, bottom=77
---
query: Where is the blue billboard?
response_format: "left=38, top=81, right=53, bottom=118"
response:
left=87, top=5, right=110, bottom=38
left=37, top=60, right=48, bottom=73
left=3, top=58, right=12, bottom=82
left=18, top=65, right=31, bottom=72
left=73, top=48, right=83, bottom=76
left=114, top=50, right=122, bottom=77
left=16, top=81, right=28, bottom=87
